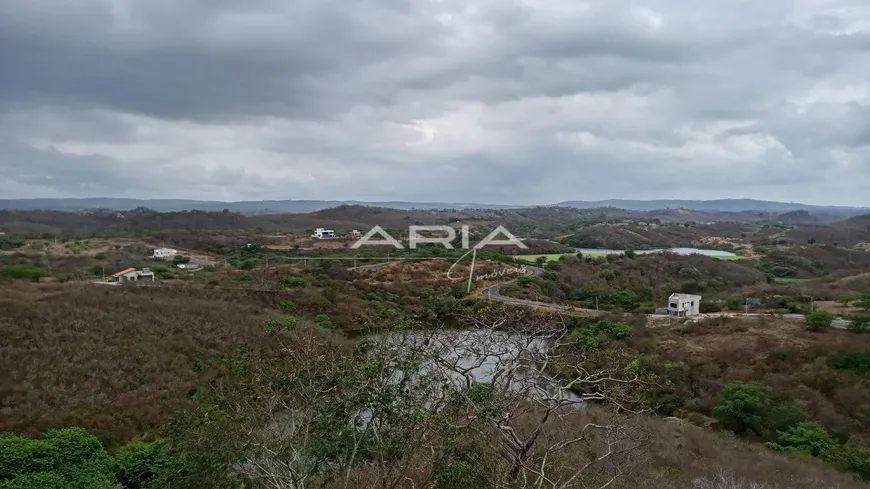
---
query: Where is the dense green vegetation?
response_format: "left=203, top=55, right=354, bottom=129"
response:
left=0, top=264, right=48, bottom=280
left=710, top=383, right=870, bottom=480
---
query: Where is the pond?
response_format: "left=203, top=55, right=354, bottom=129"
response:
left=575, top=247, right=737, bottom=257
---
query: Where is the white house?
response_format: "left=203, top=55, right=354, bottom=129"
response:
left=113, top=268, right=155, bottom=283
left=153, top=248, right=178, bottom=259
left=667, top=293, right=701, bottom=317
left=312, top=228, right=335, bottom=239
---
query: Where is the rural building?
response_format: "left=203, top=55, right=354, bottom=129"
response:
left=113, top=268, right=155, bottom=283
left=153, top=248, right=178, bottom=259
left=312, top=228, right=335, bottom=239
left=667, top=293, right=701, bottom=317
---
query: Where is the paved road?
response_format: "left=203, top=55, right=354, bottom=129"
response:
left=478, top=265, right=604, bottom=315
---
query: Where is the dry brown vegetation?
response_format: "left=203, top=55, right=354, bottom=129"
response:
left=561, top=221, right=756, bottom=249
left=614, top=416, right=867, bottom=489
left=633, top=316, right=870, bottom=443
left=4, top=207, right=870, bottom=487
left=508, top=253, right=766, bottom=304
left=0, top=281, right=287, bottom=444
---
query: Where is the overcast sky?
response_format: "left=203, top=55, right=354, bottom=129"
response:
left=1, top=0, right=869, bottom=205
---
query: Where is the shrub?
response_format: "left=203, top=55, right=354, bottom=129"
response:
left=804, top=311, right=836, bottom=331
left=263, top=319, right=282, bottom=335
left=766, top=422, right=835, bottom=457
left=315, top=314, right=334, bottom=331
left=827, top=351, right=870, bottom=373
left=152, top=267, right=173, bottom=280
left=264, top=318, right=297, bottom=334
left=283, top=316, right=299, bottom=329
left=282, top=277, right=309, bottom=288
left=713, top=381, right=773, bottom=435
left=846, top=314, right=870, bottom=333
left=0, top=238, right=25, bottom=250
left=114, top=439, right=171, bottom=489
left=700, top=301, right=723, bottom=313
left=608, top=290, right=641, bottom=311
left=826, top=444, right=870, bottom=481
left=0, top=265, right=48, bottom=280
left=0, top=428, right=119, bottom=489
left=764, top=403, right=807, bottom=433
left=279, top=300, right=297, bottom=313
left=570, top=320, right=632, bottom=351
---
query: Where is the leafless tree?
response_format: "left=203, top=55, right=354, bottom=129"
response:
left=406, top=310, right=652, bottom=489
left=175, top=307, right=651, bottom=489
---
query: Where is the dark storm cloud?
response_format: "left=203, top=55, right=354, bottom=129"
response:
left=0, top=0, right=451, bottom=122
left=1, top=0, right=870, bottom=204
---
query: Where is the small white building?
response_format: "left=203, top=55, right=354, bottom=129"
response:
left=153, top=248, right=178, bottom=259
left=668, top=293, right=701, bottom=317
left=312, top=228, right=335, bottom=239
left=113, top=268, right=156, bottom=283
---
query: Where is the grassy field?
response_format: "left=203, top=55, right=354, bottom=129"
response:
left=516, top=252, right=745, bottom=263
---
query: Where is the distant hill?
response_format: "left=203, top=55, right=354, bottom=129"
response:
left=0, top=198, right=866, bottom=216
left=555, top=199, right=868, bottom=215
left=775, top=210, right=823, bottom=225
left=0, top=198, right=520, bottom=215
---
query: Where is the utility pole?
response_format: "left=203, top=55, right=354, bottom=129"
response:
left=466, top=248, right=476, bottom=294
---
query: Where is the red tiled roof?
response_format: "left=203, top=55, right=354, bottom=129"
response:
left=113, top=267, right=136, bottom=277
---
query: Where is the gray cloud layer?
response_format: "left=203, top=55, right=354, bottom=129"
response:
left=1, top=0, right=869, bottom=204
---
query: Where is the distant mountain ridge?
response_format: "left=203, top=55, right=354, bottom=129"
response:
left=554, top=199, right=868, bottom=214
left=0, top=197, right=867, bottom=216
